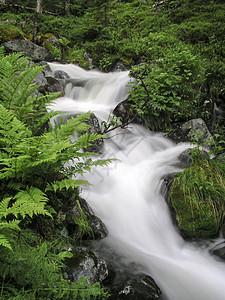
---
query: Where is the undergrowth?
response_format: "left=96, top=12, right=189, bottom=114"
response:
left=0, top=48, right=110, bottom=299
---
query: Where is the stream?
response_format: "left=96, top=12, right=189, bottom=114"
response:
left=48, top=63, right=225, bottom=300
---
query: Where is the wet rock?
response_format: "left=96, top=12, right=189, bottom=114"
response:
left=44, top=75, right=65, bottom=94
left=163, top=174, right=178, bottom=226
left=109, top=274, right=161, bottom=300
left=85, top=113, right=104, bottom=154
left=41, top=67, right=69, bottom=94
left=3, top=39, right=52, bottom=62
left=65, top=247, right=115, bottom=285
left=53, top=70, right=70, bottom=80
left=210, top=241, right=225, bottom=261
left=66, top=197, right=108, bottom=240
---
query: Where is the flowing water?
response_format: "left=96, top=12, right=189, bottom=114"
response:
left=48, top=63, right=225, bottom=300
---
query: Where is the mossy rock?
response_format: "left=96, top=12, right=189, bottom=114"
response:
left=170, top=182, right=219, bottom=240
left=0, top=23, right=24, bottom=44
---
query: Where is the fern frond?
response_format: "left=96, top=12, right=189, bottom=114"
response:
left=0, top=46, right=4, bottom=60
left=12, top=187, right=52, bottom=219
left=0, top=197, right=12, bottom=218
left=7, top=181, right=25, bottom=192
left=0, top=104, right=31, bottom=145
left=0, top=234, right=13, bottom=250
left=50, top=114, right=91, bottom=142
left=75, top=132, right=103, bottom=150
left=0, top=189, right=51, bottom=219
left=45, top=179, right=91, bottom=193
left=0, top=220, right=21, bottom=231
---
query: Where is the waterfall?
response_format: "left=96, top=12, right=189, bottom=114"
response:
left=48, top=63, right=225, bottom=300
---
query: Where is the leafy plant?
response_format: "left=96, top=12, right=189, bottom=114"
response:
left=0, top=48, right=110, bottom=299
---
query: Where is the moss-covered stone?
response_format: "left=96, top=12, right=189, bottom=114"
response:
left=170, top=180, right=220, bottom=240
left=0, top=23, right=24, bottom=44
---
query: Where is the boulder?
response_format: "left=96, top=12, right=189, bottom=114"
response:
left=210, top=241, right=225, bottom=261
left=109, top=274, right=161, bottom=300
left=167, top=118, right=213, bottom=145
left=169, top=177, right=220, bottom=240
left=65, top=197, right=108, bottom=240
left=65, top=247, right=115, bottom=285
left=181, top=118, right=213, bottom=145
left=3, top=39, right=52, bottom=62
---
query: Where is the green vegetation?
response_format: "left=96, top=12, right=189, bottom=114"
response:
left=1, top=0, right=225, bottom=132
left=0, top=48, right=110, bottom=298
left=170, top=145, right=225, bottom=239
left=0, top=0, right=225, bottom=293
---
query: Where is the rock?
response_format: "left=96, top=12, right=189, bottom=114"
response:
left=53, top=70, right=70, bottom=80
left=113, top=99, right=144, bottom=126
left=65, top=247, right=115, bottom=285
left=109, top=274, right=161, bottom=300
left=169, top=178, right=220, bottom=240
left=178, top=148, right=192, bottom=168
left=3, top=39, right=52, bottom=62
left=112, top=61, right=127, bottom=72
left=52, top=112, right=104, bottom=153
left=163, top=174, right=178, bottom=226
left=210, top=242, right=225, bottom=261
left=85, top=113, right=104, bottom=154
left=44, top=75, right=65, bottom=94
left=84, top=52, right=93, bottom=69
left=167, top=118, right=213, bottom=145
left=66, top=197, right=108, bottom=240
left=181, top=118, right=213, bottom=145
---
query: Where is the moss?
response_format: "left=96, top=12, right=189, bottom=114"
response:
left=170, top=183, right=219, bottom=239
left=0, top=23, right=24, bottom=44
left=169, top=152, right=225, bottom=240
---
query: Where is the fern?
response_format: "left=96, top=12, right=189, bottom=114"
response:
left=0, top=187, right=52, bottom=250
left=0, top=48, right=59, bottom=135
left=45, top=178, right=92, bottom=193
left=0, top=48, right=111, bottom=299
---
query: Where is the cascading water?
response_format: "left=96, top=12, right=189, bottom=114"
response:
left=48, top=63, right=225, bottom=300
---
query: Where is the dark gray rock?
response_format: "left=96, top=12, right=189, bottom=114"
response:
left=44, top=76, right=65, bottom=94
left=109, top=274, right=162, bottom=300
left=163, top=173, right=178, bottom=226
left=167, top=118, right=213, bottom=145
left=113, top=99, right=144, bottom=126
left=85, top=113, right=104, bottom=154
left=3, top=39, right=52, bottom=62
left=53, top=70, right=70, bottom=80
left=66, top=197, right=108, bottom=240
left=178, top=148, right=192, bottom=168
left=65, top=247, right=115, bottom=285
left=210, top=241, right=225, bottom=261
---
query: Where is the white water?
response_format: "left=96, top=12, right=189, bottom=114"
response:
left=48, top=63, right=225, bottom=300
